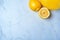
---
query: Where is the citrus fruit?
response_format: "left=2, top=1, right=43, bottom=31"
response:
left=38, top=7, right=50, bottom=19
left=29, top=0, right=42, bottom=11
left=39, top=0, right=60, bottom=10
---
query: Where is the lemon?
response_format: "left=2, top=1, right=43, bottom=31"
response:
left=29, top=0, right=42, bottom=11
left=39, top=0, right=60, bottom=10
left=38, top=7, right=50, bottom=19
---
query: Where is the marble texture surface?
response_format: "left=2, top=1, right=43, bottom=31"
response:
left=0, top=0, right=60, bottom=40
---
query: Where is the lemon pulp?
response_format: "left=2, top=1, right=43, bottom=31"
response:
left=38, top=7, right=50, bottom=19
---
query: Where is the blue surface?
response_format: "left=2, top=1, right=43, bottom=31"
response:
left=0, top=0, right=60, bottom=40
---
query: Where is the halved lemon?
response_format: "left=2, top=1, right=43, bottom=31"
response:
left=38, top=7, right=50, bottom=19
left=29, top=0, right=42, bottom=11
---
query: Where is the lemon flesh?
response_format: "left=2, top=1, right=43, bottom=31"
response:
left=39, top=0, right=60, bottom=10
left=29, top=0, right=42, bottom=11
left=38, top=7, right=50, bottom=19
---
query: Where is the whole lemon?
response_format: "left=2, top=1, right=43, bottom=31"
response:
left=29, top=0, right=42, bottom=11
left=39, top=0, right=60, bottom=10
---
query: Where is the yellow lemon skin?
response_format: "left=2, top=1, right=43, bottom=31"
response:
left=38, top=7, right=50, bottom=19
left=29, top=0, right=42, bottom=11
left=39, top=0, right=60, bottom=10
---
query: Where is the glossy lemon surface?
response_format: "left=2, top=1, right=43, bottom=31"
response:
left=29, top=0, right=42, bottom=11
left=39, top=0, right=60, bottom=10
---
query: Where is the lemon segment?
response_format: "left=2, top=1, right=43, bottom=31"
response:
left=29, top=0, right=42, bottom=11
left=38, top=7, right=50, bottom=19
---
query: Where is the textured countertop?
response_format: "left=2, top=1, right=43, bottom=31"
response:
left=0, top=0, right=60, bottom=40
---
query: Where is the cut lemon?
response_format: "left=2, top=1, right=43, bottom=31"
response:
left=38, top=7, right=50, bottom=19
left=29, top=0, right=42, bottom=11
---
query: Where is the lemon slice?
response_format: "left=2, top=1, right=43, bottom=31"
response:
left=29, top=0, right=42, bottom=11
left=38, top=7, right=50, bottom=19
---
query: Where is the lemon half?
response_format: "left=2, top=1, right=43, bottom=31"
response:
left=38, top=7, right=50, bottom=19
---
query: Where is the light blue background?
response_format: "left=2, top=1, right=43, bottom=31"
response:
left=0, top=0, right=60, bottom=40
